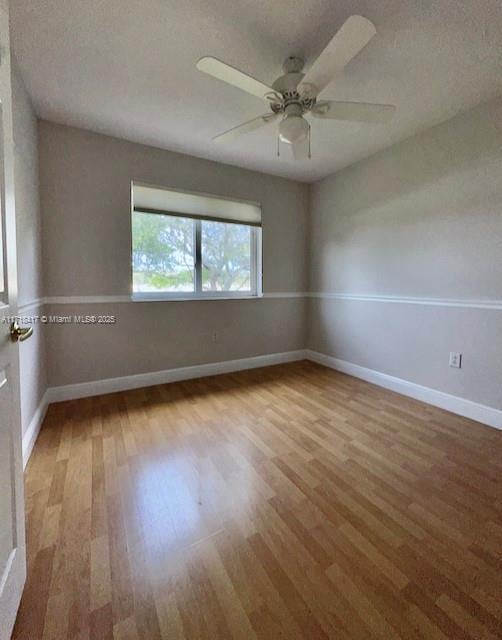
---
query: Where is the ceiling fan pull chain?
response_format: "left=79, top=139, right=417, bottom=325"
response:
left=308, top=124, right=312, bottom=159
left=277, top=134, right=280, bottom=157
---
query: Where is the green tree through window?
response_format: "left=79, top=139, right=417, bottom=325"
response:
left=132, top=212, right=257, bottom=295
left=202, top=221, right=251, bottom=291
left=132, top=212, right=195, bottom=292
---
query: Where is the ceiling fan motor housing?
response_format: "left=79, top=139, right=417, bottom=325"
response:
left=270, top=58, right=316, bottom=116
left=272, top=72, right=304, bottom=95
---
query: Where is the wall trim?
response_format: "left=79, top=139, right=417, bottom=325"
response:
left=22, top=390, right=50, bottom=469
left=19, top=293, right=502, bottom=310
left=47, top=350, right=308, bottom=403
left=18, top=298, right=44, bottom=313
left=308, top=292, right=502, bottom=310
left=33, top=293, right=307, bottom=305
left=306, top=350, right=502, bottom=431
left=44, top=295, right=131, bottom=304
left=262, top=292, right=309, bottom=299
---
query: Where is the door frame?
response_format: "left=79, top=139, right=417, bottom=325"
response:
left=0, top=0, right=27, bottom=637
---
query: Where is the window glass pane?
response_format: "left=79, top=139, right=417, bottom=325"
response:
left=132, top=212, right=195, bottom=293
left=201, top=220, right=252, bottom=292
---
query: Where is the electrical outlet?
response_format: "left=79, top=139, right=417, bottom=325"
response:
left=449, top=352, right=462, bottom=368
left=211, top=331, right=218, bottom=343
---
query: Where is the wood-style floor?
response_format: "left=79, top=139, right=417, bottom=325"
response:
left=13, top=361, right=502, bottom=640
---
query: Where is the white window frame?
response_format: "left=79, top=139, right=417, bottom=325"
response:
left=132, top=212, right=263, bottom=302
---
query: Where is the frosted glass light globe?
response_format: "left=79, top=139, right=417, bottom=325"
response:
left=279, top=115, right=309, bottom=144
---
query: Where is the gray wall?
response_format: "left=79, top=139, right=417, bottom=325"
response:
left=308, top=98, right=502, bottom=410
left=38, top=121, right=309, bottom=386
left=34, top=98, right=502, bottom=413
left=12, top=59, right=46, bottom=435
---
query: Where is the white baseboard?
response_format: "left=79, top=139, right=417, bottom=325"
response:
left=22, top=390, right=50, bottom=469
left=48, top=350, right=308, bottom=403
left=22, top=348, right=502, bottom=469
left=23, top=351, right=308, bottom=466
left=306, top=350, right=502, bottom=431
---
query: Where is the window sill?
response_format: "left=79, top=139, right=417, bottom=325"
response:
left=131, top=293, right=263, bottom=303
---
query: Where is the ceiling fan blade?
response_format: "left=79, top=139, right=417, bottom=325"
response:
left=291, top=136, right=310, bottom=160
left=300, top=15, right=376, bottom=97
left=311, top=100, right=396, bottom=123
left=213, top=113, right=279, bottom=143
left=197, top=56, right=275, bottom=102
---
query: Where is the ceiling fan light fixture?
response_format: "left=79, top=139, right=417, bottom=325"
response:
left=278, top=114, right=309, bottom=144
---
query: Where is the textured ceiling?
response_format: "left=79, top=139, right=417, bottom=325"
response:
left=11, top=0, right=502, bottom=182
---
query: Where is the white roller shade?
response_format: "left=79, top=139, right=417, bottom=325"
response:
left=132, top=182, right=261, bottom=226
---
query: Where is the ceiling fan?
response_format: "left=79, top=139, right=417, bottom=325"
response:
left=196, top=15, right=395, bottom=160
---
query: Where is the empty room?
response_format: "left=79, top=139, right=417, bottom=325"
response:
left=1, top=0, right=502, bottom=638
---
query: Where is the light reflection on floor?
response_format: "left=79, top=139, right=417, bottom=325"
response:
left=130, top=439, right=256, bottom=559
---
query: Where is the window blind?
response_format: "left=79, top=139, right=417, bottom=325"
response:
left=132, top=182, right=262, bottom=227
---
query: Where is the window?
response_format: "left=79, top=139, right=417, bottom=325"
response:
left=131, top=183, right=262, bottom=299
